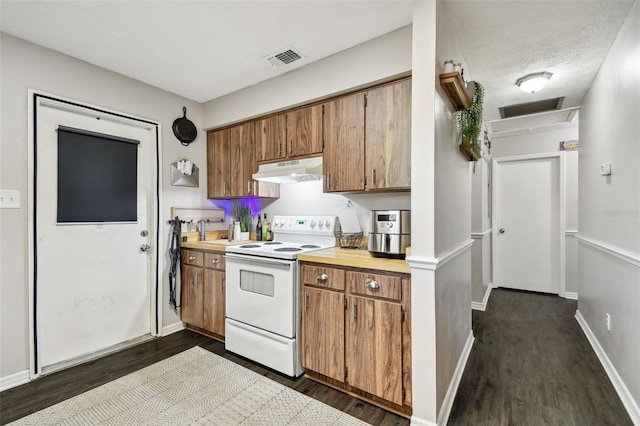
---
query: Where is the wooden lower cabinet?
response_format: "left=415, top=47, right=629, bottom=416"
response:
left=300, top=263, right=412, bottom=416
left=303, top=286, right=345, bottom=382
left=181, top=263, right=203, bottom=327
left=347, top=295, right=403, bottom=405
left=181, top=249, right=225, bottom=340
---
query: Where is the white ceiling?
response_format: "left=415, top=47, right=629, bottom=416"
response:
left=1, top=0, right=636, bottom=129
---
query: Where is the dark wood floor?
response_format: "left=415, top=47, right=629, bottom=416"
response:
left=0, top=288, right=631, bottom=425
left=449, top=288, right=632, bottom=425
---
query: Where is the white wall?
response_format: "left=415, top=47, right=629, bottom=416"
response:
left=490, top=126, right=580, bottom=295
left=0, top=33, right=209, bottom=381
left=576, top=1, right=640, bottom=420
left=432, top=2, right=474, bottom=422
left=202, top=26, right=412, bottom=129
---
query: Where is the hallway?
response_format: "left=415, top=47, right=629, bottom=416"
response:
left=450, top=288, right=632, bottom=425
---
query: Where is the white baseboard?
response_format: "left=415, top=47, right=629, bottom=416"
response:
left=436, top=331, right=475, bottom=426
left=410, top=417, right=437, bottom=426
left=0, top=369, right=30, bottom=392
left=564, top=291, right=578, bottom=300
left=575, top=310, right=640, bottom=424
left=162, top=321, right=185, bottom=336
left=471, top=283, right=493, bottom=311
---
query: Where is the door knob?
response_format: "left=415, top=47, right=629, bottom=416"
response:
left=499, top=228, right=505, bottom=234
left=140, top=244, right=151, bottom=252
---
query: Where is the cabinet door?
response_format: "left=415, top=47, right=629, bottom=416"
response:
left=286, top=104, right=323, bottom=158
left=365, top=79, right=412, bottom=190
left=347, top=295, right=403, bottom=405
left=228, top=122, right=256, bottom=197
left=302, top=286, right=345, bottom=382
left=204, top=269, right=225, bottom=336
left=255, top=115, right=286, bottom=162
left=207, top=129, right=230, bottom=198
left=181, top=264, right=204, bottom=328
left=323, top=93, right=365, bottom=192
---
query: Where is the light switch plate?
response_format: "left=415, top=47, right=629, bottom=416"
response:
left=600, top=162, right=611, bottom=176
left=0, top=190, right=21, bottom=208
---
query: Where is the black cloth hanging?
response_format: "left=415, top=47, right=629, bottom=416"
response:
left=168, top=216, right=182, bottom=310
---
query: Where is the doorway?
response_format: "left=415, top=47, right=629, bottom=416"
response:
left=31, top=94, right=160, bottom=375
left=492, top=153, right=565, bottom=295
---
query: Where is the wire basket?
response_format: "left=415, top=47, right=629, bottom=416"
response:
left=334, top=231, right=363, bottom=249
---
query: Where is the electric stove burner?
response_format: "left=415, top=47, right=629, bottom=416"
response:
left=263, top=241, right=283, bottom=245
left=300, top=244, right=320, bottom=249
left=239, top=244, right=261, bottom=248
left=274, top=247, right=302, bottom=252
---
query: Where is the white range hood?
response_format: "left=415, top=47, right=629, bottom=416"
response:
left=252, top=157, right=323, bottom=184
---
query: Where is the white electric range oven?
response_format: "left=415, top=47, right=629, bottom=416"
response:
left=224, top=215, right=339, bottom=377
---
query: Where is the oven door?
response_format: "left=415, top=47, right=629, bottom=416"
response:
left=225, top=253, right=298, bottom=338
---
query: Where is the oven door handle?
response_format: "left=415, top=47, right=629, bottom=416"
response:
left=224, top=253, right=294, bottom=268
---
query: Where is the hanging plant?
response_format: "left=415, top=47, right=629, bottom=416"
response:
left=455, top=81, right=484, bottom=161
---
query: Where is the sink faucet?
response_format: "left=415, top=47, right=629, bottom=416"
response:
left=199, top=219, right=206, bottom=241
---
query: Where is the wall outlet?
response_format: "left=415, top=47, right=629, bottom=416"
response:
left=600, top=162, right=612, bottom=176
left=0, top=190, right=21, bottom=209
left=605, top=313, right=612, bottom=331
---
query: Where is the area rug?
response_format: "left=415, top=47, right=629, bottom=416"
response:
left=10, top=346, right=369, bottom=425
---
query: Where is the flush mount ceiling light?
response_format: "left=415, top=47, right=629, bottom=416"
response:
left=516, top=72, right=553, bottom=94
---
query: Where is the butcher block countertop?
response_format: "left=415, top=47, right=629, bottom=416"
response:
left=298, top=247, right=411, bottom=274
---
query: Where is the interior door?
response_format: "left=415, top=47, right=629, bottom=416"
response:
left=35, top=97, right=156, bottom=373
left=493, top=155, right=561, bottom=294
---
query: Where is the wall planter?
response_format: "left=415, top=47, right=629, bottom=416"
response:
left=460, top=136, right=481, bottom=161
left=454, top=81, right=484, bottom=162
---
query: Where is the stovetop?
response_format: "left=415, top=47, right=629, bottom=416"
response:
left=225, top=215, right=339, bottom=260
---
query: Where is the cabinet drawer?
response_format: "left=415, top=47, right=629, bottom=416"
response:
left=347, top=271, right=401, bottom=301
left=183, top=250, right=203, bottom=267
left=204, top=252, right=225, bottom=270
left=301, top=265, right=345, bottom=291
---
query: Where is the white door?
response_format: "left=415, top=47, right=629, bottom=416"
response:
left=35, top=97, right=157, bottom=373
left=493, top=155, right=562, bottom=294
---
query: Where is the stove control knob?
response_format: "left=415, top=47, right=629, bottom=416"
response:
left=318, top=220, right=323, bottom=228
left=310, top=219, right=317, bottom=228
left=325, top=219, right=331, bottom=229
left=276, top=220, right=283, bottom=228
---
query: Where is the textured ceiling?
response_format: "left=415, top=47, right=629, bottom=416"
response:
left=0, top=0, right=636, bottom=131
left=444, top=0, right=635, bottom=123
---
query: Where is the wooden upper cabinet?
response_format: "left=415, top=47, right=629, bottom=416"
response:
left=208, top=122, right=279, bottom=198
left=323, top=92, right=366, bottom=192
left=228, top=122, right=256, bottom=197
left=255, top=114, right=286, bottom=162
left=286, top=104, right=323, bottom=158
left=207, top=129, right=230, bottom=198
left=365, top=78, right=412, bottom=191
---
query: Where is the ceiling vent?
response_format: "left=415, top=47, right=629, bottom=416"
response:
left=487, top=107, right=579, bottom=137
left=499, top=97, right=564, bottom=119
left=263, top=46, right=305, bottom=68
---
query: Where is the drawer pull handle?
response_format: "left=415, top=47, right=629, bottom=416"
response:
left=189, top=255, right=196, bottom=261
left=316, top=273, right=329, bottom=281
left=366, top=279, right=380, bottom=290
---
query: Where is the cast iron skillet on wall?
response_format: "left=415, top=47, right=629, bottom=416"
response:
left=172, top=107, right=197, bottom=146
